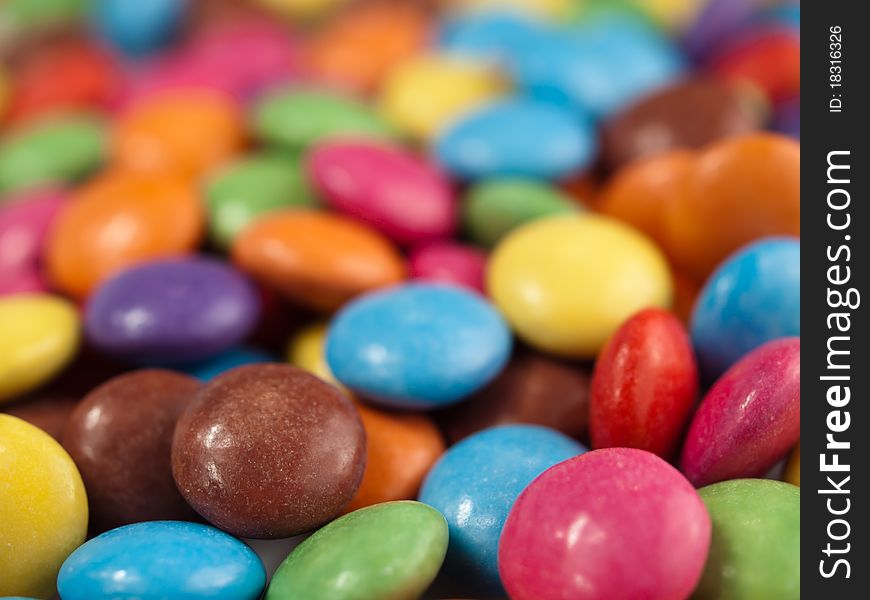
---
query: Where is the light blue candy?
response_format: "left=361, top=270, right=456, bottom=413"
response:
left=438, top=10, right=547, bottom=63
left=419, top=425, right=586, bottom=593
left=57, top=521, right=266, bottom=600
left=91, top=0, right=188, bottom=56
left=435, top=98, right=596, bottom=180
left=181, top=347, right=275, bottom=381
left=326, top=284, right=512, bottom=409
left=691, top=237, right=800, bottom=379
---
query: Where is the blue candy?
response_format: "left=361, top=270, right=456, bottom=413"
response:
left=92, top=0, right=188, bottom=57
left=691, top=237, right=800, bottom=379
left=326, top=283, right=512, bottom=409
left=438, top=10, right=547, bottom=63
left=182, top=347, right=275, bottom=381
left=435, top=98, right=596, bottom=180
left=419, top=425, right=586, bottom=593
left=57, top=521, right=266, bottom=600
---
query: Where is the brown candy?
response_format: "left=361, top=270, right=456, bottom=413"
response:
left=62, top=370, right=202, bottom=532
left=171, top=364, right=366, bottom=539
left=2, top=393, right=79, bottom=440
left=600, top=79, right=759, bottom=172
left=436, top=350, right=591, bottom=445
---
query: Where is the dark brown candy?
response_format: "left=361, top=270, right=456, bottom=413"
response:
left=171, top=364, right=366, bottom=539
left=62, top=369, right=202, bottom=532
left=436, top=349, right=591, bottom=445
left=600, top=79, right=760, bottom=172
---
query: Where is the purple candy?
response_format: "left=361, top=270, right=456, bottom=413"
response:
left=85, top=256, right=261, bottom=363
left=683, top=0, right=757, bottom=60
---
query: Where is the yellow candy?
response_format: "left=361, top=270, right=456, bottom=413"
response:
left=635, top=0, right=703, bottom=30
left=256, top=0, right=350, bottom=20
left=784, top=442, right=800, bottom=486
left=287, top=322, right=340, bottom=386
left=487, top=214, right=672, bottom=358
left=444, top=0, right=574, bottom=20
left=380, top=54, right=507, bottom=140
left=0, top=294, right=80, bottom=403
left=0, top=414, right=88, bottom=599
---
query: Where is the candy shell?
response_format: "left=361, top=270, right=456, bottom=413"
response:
left=691, top=237, right=800, bottom=378
left=265, top=501, right=447, bottom=600
left=57, top=520, right=266, bottom=600
left=0, top=188, right=65, bottom=273
left=487, top=214, right=672, bottom=358
left=444, top=0, right=572, bottom=19
left=286, top=322, right=338, bottom=385
left=436, top=98, right=596, bottom=180
left=0, top=294, right=79, bottom=403
left=709, top=27, right=800, bottom=103
left=420, top=425, right=586, bottom=592
left=680, top=338, right=800, bottom=487
left=0, top=414, right=88, bottom=599
left=326, top=283, right=512, bottom=409
left=91, top=0, right=188, bottom=56
left=171, top=364, right=366, bottom=538
left=438, top=10, right=547, bottom=63
left=232, top=210, right=406, bottom=312
left=499, top=447, right=711, bottom=600
left=308, top=141, right=457, bottom=245
left=256, top=0, right=349, bottom=20
left=408, top=241, right=486, bottom=293
left=695, top=479, right=800, bottom=599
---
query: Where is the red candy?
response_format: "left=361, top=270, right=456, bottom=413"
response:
left=590, top=308, right=698, bottom=459
left=408, top=241, right=486, bottom=294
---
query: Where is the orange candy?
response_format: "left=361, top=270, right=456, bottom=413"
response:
left=345, top=402, right=445, bottom=513
left=45, top=170, right=204, bottom=298
left=304, top=1, right=431, bottom=94
left=113, top=89, right=244, bottom=177
left=232, top=210, right=406, bottom=312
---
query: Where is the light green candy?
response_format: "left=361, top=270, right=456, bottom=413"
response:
left=0, top=113, right=106, bottom=196
left=463, top=178, right=578, bottom=248
left=696, top=479, right=800, bottom=600
left=252, top=89, right=399, bottom=151
left=0, top=0, right=88, bottom=30
left=266, top=501, right=448, bottom=600
left=205, top=153, right=318, bottom=248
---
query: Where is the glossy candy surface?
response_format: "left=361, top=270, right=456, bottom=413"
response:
left=681, top=337, right=800, bottom=486
left=590, top=308, right=698, bottom=458
left=0, top=414, right=88, bottom=599
left=408, top=241, right=487, bottom=293
left=266, top=501, right=447, bottom=600
left=57, top=520, right=266, bottom=600
left=421, top=425, right=586, bottom=592
left=499, top=448, right=711, bottom=600
left=326, top=284, right=512, bottom=409
left=171, top=364, right=366, bottom=538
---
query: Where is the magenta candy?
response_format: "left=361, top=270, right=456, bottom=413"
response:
left=0, top=189, right=66, bottom=273
left=499, top=448, right=711, bottom=600
left=409, top=242, right=486, bottom=293
left=0, top=269, right=48, bottom=296
left=680, top=337, right=800, bottom=487
left=308, top=141, right=457, bottom=246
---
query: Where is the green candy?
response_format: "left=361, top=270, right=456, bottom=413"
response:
left=252, top=89, right=399, bottom=151
left=0, top=0, right=88, bottom=32
left=0, top=113, right=106, bottom=196
left=266, top=501, right=448, bottom=600
left=695, top=479, right=800, bottom=600
left=205, top=153, right=318, bottom=248
left=463, top=178, right=578, bottom=247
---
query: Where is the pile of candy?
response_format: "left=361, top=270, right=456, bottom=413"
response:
left=0, top=0, right=800, bottom=599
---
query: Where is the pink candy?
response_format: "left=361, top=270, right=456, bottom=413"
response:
left=0, top=189, right=65, bottom=296
left=408, top=242, right=486, bottom=293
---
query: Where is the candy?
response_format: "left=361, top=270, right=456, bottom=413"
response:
left=437, top=348, right=591, bottom=443
left=408, top=241, right=487, bottom=293
left=232, top=210, right=406, bottom=312
left=285, top=321, right=339, bottom=385
left=784, top=442, right=800, bottom=486
left=695, top=479, right=799, bottom=599
left=420, top=425, right=586, bottom=592
left=0, top=294, right=79, bottom=402
left=326, top=283, right=512, bottom=409
left=171, top=364, right=366, bottom=538
left=0, top=189, right=64, bottom=278
left=462, top=177, right=576, bottom=247
left=266, top=501, right=447, bottom=600
left=85, top=257, right=260, bottom=364
left=252, top=88, right=398, bottom=151
left=0, top=414, right=88, bottom=599
left=45, top=170, right=204, bottom=298
left=444, top=0, right=572, bottom=20
left=62, top=370, right=201, bottom=531
left=680, top=337, right=800, bottom=487
left=206, top=153, right=317, bottom=248
left=91, top=0, right=188, bottom=57
left=2, top=392, right=79, bottom=440
left=488, top=214, right=672, bottom=357
left=183, top=347, right=275, bottom=381
left=0, top=113, right=106, bottom=194
left=436, top=98, right=596, bottom=180
left=438, top=10, right=546, bottom=62
left=499, top=448, right=711, bottom=600
left=57, top=520, right=266, bottom=600
left=691, top=237, right=800, bottom=378
left=113, top=89, right=243, bottom=177
left=378, top=54, right=507, bottom=140
left=590, top=308, right=698, bottom=458
left=256, top=0, right=349, bottom=21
